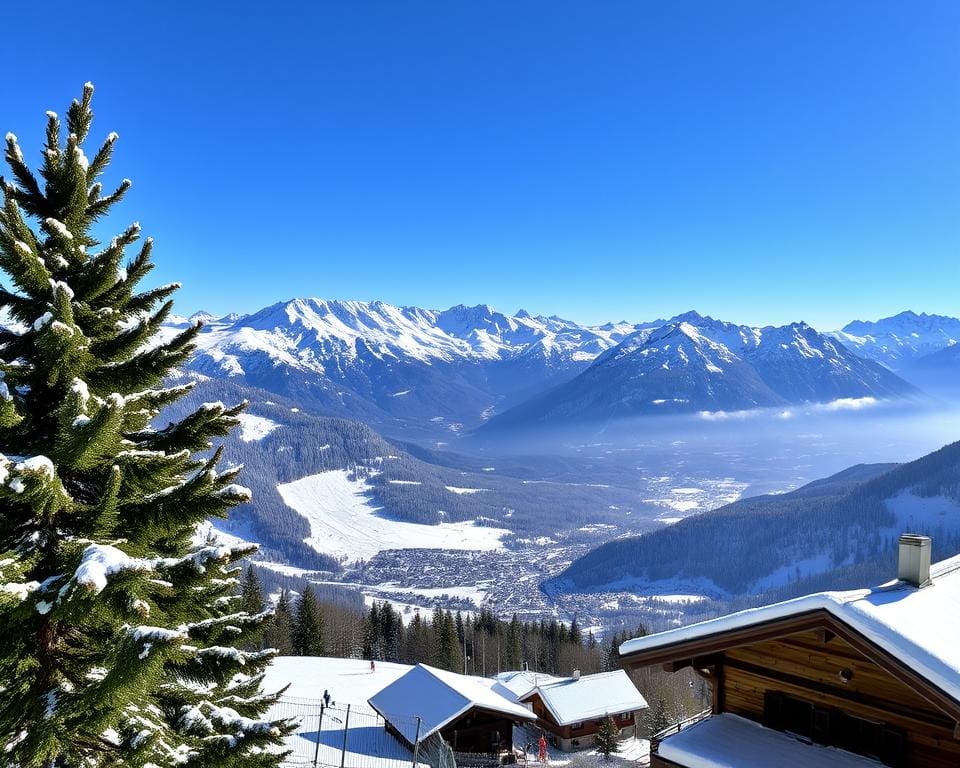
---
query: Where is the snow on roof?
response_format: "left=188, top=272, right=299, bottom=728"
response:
left=492, top=670, right=565, bottom=701
left=368, top=664, right=535, bottom=744
left=620, top=553, right=960, bottom=707
left=522, top=671, right=648, bottom=726
left=657, top=713, right=886, bottom=768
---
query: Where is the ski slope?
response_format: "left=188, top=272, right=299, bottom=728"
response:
left=277, top=470, right=509, bottom=562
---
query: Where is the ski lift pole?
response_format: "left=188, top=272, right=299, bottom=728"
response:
left=411, top=717, right=422, bottom=768
left=341, top=704, right=351, bottom=768
left=313, top=704, right=325, bottom=768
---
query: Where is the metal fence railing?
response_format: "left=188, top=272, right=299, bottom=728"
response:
left=269, top=698, right=427, bottom=768
left=649, top=708, right=712, bottom=754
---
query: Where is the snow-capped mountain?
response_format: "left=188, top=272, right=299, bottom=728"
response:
left=483, top=312, right=919, bottom=430
left=831, top=311, right=960, bottom=369
left=176, top=298, right=643, bottom=435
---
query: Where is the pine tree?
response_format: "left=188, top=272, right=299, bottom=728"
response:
left=594, top=715, right=620, bottom=760
left=264, top=589, right=294, bottom=656
left=241, top=564, right=266, bottom=615
left=0, top=84, right=290, bottom=766
left=292, top=584, right=325, bottom=657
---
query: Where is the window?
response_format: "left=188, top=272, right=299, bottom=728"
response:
left=763, top=692, right=906, bottom=768
left=569, top=722, right=583, bottom=730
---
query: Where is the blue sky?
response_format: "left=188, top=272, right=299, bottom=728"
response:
left=4, top=1, right=959, bottom=329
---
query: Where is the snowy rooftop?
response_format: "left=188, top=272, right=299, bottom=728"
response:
left=620, top=553, right=960, bottom=707
left=524, top=670, right=648, bottom=726
left=657, top=713, right=886, bottom=768
left=368, top=664, right=536, bottom=744
left=493, top=670, right=565, bottom=701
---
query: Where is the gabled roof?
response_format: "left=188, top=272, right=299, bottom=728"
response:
left=619, top=553, right=960, bottom=714
left=519, top=670, right=648, bottom=726
left=368, top=664, right=536, bottom=744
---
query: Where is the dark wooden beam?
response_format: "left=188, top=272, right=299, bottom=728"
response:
left=814, top=628, right=835, bottom=644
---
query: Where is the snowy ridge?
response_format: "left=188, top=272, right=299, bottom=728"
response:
left=833, top=311, right=960, bottom=368
left=189, top=298, right=640, bottom=373
left=484, top=311, right=919, bottom=429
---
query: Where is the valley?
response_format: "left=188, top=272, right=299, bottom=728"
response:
left=146, top=302, right=960, bottom=638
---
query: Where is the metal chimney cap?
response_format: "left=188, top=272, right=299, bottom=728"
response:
left=898, top=533, right=932, bottom=588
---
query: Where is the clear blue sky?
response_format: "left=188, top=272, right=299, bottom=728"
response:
left=4, top=1, right=959, bottom=329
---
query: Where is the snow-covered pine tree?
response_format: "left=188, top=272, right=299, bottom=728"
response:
left=0, top=84, right=290, bottom=767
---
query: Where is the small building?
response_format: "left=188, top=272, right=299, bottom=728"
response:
left=619, top=535, right=960, bottom=768
left=368, top=663, right=536, bottom=757
left=496, top=669, right=648, bottom=751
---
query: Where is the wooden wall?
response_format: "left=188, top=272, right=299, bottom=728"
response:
left=719, top=629, right=960, bottom=768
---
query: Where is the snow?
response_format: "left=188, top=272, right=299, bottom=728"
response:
left=236, top=413, right=281, bottom=442
left=264, top=656, right=411, bottom=703
left=277, top=470, right=509, bottom=562
left=44, top=218, right=73, bottom=240
left=444, top=486, right=488, bottom=495
left=517, top=670, right=647, bottom=726
left=186, top=298, right=642, bottom=379
left=74, top=544, right=156, bottom=594
left=387, top=479, right=421, bottom=486
left=368, top=664, right=535, bottom=744
left=656, top=713, right=884, bottom=768
left=621, top=553, right=960, bottom=705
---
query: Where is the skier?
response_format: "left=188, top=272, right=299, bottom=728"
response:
left=323, top=689, right=331, bottom=707
left=538, top=734, right=547, bottom=763
left=370, top=659, right=376, bottom=673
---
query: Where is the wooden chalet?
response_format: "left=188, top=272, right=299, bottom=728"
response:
left=619, top=535, right=960, bottom=768
left=368, top=663, right=536, bottom=758
left=496, top=669, right=648, bottom=751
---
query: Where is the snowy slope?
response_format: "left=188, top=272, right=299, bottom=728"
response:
left=555, top=440, right=960, bottom=600
left=276, top=469, right=509, bottom=562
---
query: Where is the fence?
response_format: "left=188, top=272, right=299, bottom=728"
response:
left=270, top=697, right=430, bottom=768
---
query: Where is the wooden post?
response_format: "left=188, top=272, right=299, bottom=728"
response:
left=412, top=716, right=423, bottom=767
left=341, top=704, right=351, bottom=768
left=313, top=704, right=325, bottom=768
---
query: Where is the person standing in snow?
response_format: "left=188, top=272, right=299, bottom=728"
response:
left=323, top=689, right=331, bottom=707
left=538, top=734, right=547, bottom=763
left=370, top=659, right=376, bottom=673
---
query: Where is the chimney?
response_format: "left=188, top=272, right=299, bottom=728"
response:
left=572, top=669, right=581, bottom=681
left=898, top=534, right=932, bottom=588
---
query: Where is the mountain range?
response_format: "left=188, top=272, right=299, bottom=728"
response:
left=163, top=301, right=960, bottom=439
left=483, top=312, right=917, bottom=431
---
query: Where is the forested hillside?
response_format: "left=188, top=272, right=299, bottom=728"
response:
left=554, top=440, right=960, bottom=598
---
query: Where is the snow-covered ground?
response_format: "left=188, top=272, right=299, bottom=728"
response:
left=513, top=725, right=649, bottom=767
left=265, top=656, right=411, bottom=703
left=277, top=470, right=510, bottom=562
left=236, top=412, right=281, bottom=442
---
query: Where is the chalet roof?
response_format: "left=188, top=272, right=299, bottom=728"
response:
left=657, top=713, right=890, bottom=767
left=620, top=552, right=960, bottom=708
left=492, top=670, right=565, bottom=701
left=508, top=670, right=648, bottom=726
left=368, top=664, right=536, bottom=744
